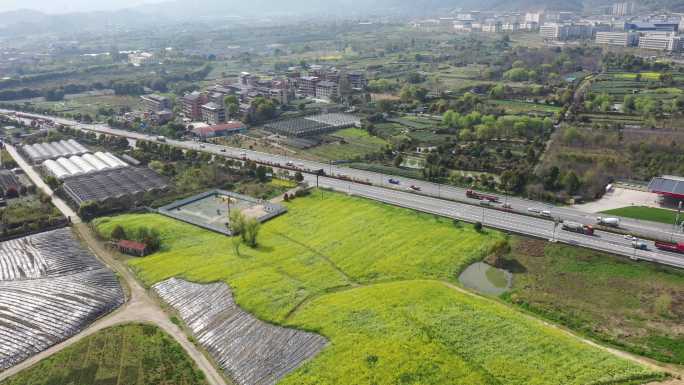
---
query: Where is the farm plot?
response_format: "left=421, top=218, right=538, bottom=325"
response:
left=96, top=191, right=661, bottom=385
left=153, top=278, right=327, bottom=385
left=0, top=228, right=124, bottom=371
left=2, top=324, right=208, bottom=385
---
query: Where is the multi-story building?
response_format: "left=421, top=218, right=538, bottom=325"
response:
left=638, top=33, right=682, bottom=52
left=200, top=102, right=226, bottom=125
left=612, top=2, right=634, bottom=17
left=625, top=21, right=679, bottom=33
left=502, top=22, right=521, bottom=32
left=140, top=94, right=172, bottom=113
left=347, top=72, right=367, bottom=90
left=595, top=31, right=639, bottom=47
left=540, top=23, right=593, bottom=41
left=181, top=91, right=208, bottom=121
left=525, top=12, right=543, bottom=24
left=315, top=81, right=339, bottom=101
left=482, top=21, right=502, bottom=33
left=128, top=52, right=153, bottom=66
left=297, top=76, right=319, bottom=98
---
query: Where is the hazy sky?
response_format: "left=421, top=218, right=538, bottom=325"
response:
left=0, top=0, right=166, bottom=14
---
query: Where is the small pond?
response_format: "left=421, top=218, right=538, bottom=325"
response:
left=458, top=262, right=512, bottom=296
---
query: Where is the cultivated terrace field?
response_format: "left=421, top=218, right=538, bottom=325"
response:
left=2, top=324, right=208, bottom=385
left=94, top=190, right=664, bottom=385
left=501, top=238, right=684, bottom=365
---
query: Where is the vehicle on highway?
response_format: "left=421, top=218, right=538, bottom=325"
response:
left=220, top=148, right=226, bottom=153
left=596, top=217, right=620, bottom=227
left=654, top=241, right=684, bottom=253
left=388, top=178, right=400, bottom=185
left=200, top=144, right=206, bottom=149
left=632, top=240, right=648, bottom=250
left=240, top=152, right=247, bottom=160
left=409, top=185, right=421, bottom=191
left=156, top=136, right=166, bottom=142
left=286, top=161, right=295, bottom=167
left=541, top=210, right=551, bottom=218
left=562, top=221, right=595, bottom=235
left=479, top=200, right=492, bottom=207
left=466, top=189, right=499, bottom=202
left=527, top=207, right=541, bottom=214
left=502, top=203, right=513, bottom=210
left=624, top=234, right=637, bottom=241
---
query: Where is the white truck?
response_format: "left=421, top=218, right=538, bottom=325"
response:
left=596, top=217, right=620, bottom=227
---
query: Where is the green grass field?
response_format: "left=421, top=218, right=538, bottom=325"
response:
left=94, top=191, right=663, bottom=384
left=502, top=238, right=684, bottom=365
left=601, top=206, right=680, bottom=225
left=2, top=324, right=208, bottom=385
left=305, top=128, right=389, bottom=161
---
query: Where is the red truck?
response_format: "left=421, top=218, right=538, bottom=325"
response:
left=466, top=189, right=500, bottom=203
left=654, top=241, right=684, bottom=253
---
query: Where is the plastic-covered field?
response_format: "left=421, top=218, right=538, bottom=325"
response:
left=0, top=228, right=124, bottom=370
left=153, top=278, right=327, bottom=385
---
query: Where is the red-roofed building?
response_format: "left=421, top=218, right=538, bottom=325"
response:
left=192, top=121, right=246, bottom=139
left=116, top=240, right=149, bottom=257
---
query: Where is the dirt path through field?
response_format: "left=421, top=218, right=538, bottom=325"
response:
left=0, top=224, right=231, bottom=385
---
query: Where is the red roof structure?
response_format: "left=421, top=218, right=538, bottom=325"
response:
left=116, top=240, right=148, bottom=257
left=649, top=175, right=684, bottom=200
left=193, top=122, right=246, bottom=137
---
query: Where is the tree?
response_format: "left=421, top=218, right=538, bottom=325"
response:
left=294, top=171, right=304, bottom=183
left=224, top=95, right=239, bottom=118
left=393, top=154, right=404, bottom=168
left=243, top=218, right=261, bottom=248
left=229, top=210, right=246, bottom=236
left=111, top=225, right=126, bottom=240
left=562, top=171, right=581, bottom=194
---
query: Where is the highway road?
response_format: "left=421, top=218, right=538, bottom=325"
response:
left=3, top=109, right=683, bottom=269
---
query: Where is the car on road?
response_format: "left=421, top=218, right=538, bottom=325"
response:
left=409, top=185, right=421, bottom=191
left=220, top=148, right=226, bottom=153
left=199, top=144, right=206, bottom=149
left=239, top=152, right=247, bottom=160
left=624, top=234, right=637, bottom=241
left=479, top=200, right=492, bottom=207
left=502, top=203, right=513, bottom=210
left=388, top=178, right=400, bottom=185
left=540, top=210, right=551, bottom=218
left=527, top=207, right=541, bottom=214
left=632, top=240, right=648, bottom=250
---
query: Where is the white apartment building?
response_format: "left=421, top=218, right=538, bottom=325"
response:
left=595, top=31, right=638, bottom=47
left=638, top=33, right=682, bottom=52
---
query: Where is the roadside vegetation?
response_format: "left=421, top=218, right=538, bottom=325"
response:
left=94, top=190, right=662, bottom=384
left=498, top=238, right=684, bottom=365
left=2, top=324, right=208, bottom=385
left=601, top=206, right=681, bottom=226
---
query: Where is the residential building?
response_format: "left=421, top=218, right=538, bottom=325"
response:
left=482, top=21, right=502, bottom=33
left=298, top=76, right=319, bottom=98
left=140, top=94, right=172, bottom=113
left=192, top=121, right=246, bottom=139
left=502, top=22, right=520, bottom=32
left=595, top=31, right=638, bottom=47
left=638, top=33, right=682, bottom=52
left=201, top=102, right=226, bottom=125
left=525, top=12, right=543, bottom=24
left=347, top=72, right=367, bottom=90
left=315, top=81, right=339, bottom=101
left=612, top=2, right=634, bottom=17
left=181, top=91, right=208, bottom=121
left=128, top=52, right=153, bottom=66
